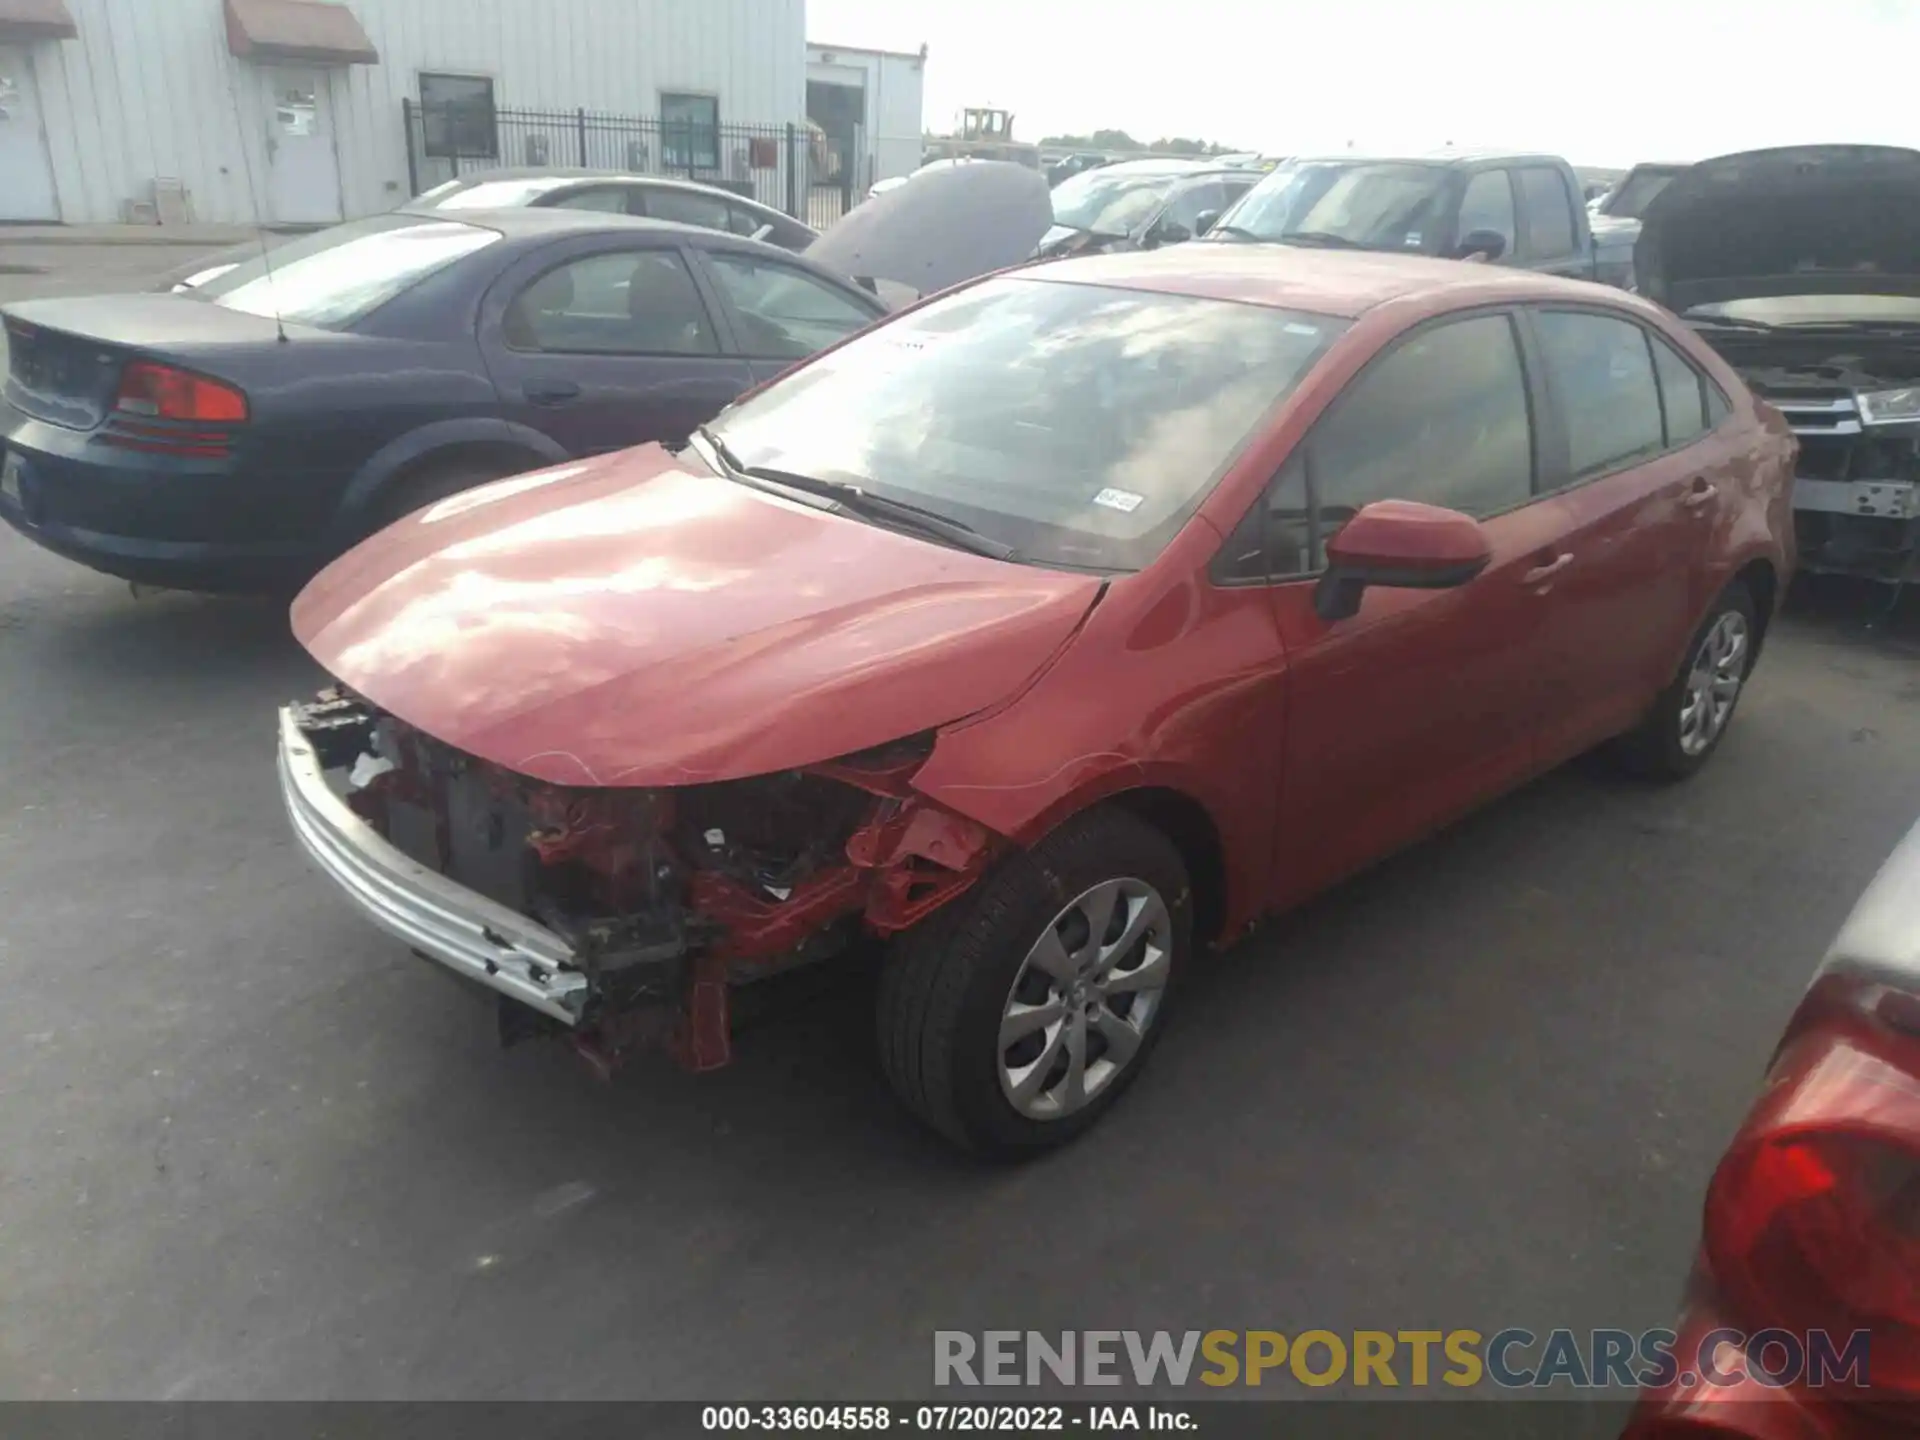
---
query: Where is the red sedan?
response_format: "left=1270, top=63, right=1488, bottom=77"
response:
left=278, top=244, right=1796, bottom=1156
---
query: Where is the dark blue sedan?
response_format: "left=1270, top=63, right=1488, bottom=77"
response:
left=0, top=208, right=890, bottom=593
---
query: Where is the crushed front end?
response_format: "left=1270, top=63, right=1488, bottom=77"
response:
left=278, top=689, right=1001, bottom=1075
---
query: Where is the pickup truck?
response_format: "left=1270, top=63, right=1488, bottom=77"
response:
left=1202, top=149, right=1636, bottom=288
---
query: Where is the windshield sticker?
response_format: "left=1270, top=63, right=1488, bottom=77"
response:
left=1093, top=487, right=1145, bottom=514
left=1283, top=322, right=1320, bottom=336
left=1404, top=232, right=1423, bottom=247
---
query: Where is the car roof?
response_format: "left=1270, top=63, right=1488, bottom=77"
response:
left=416, top=169, right=795, bottom=214
left=1022, top=243, right=1623, bottom=319
left=418, top=207, right=811, bottom=254
left=1091, top=158, right=1219, bottom=176
left=1287, top=149, right=1566, bottom=169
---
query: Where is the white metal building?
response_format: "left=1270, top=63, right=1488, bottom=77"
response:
left=0, top=0, right=807, bottom=226
left=805, top=40, right=925, bottom=191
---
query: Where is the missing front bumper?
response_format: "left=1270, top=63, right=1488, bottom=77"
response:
left=277, top=706, right=591, bottom=1026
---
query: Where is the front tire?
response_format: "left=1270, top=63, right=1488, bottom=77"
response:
left=1610, top=581, right=1758, bottom=781
left=876, top=806, right=1191, bottom=1158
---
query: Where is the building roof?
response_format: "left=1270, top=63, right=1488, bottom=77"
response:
left=1029, top=243, right=1615, bottom=319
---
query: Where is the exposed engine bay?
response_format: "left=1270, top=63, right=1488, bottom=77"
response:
left=1699, top=331, right=1920, bottom=582
left=286, top=688, right=1002, bottom=1076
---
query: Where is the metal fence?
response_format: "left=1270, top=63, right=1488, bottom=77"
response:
left=402, top=102, right=864, bottom=229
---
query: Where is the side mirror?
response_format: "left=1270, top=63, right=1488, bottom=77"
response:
left=1194, top=209, right=1222, bottom=237
left=1456, top=229, right=1507, bottom=262
left=1147, top=219, right=1192, bottom=249
left=1314, top=500, right=1492, bottom=622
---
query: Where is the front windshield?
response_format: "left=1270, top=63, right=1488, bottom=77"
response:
left=705, top=276, right=1347, bottom=571
left=1604, top=169, right=1682, bottom=219
left=1050, top=170, right=1187, bottom=237
left=197, top=217, right=501, bottom=329
left=1213, top=161, right=1450, bottom=251
left=426, top=177, right=578, bottom=210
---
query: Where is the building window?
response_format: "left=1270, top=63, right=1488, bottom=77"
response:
left=420, top=73, right=497, bottom=159
left=661, top=92, right=719, bottom=172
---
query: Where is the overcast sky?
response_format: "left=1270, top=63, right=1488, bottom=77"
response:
left=806, top=0, right=1920, bottom=166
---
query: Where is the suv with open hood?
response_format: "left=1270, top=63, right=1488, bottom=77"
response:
left=1636, top=144, right=1920, bottom=583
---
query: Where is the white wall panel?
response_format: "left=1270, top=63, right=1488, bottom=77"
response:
left=23, top=0, right=807, bottom=224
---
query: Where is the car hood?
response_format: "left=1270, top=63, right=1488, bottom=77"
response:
left=290, top=447, right=1104, bottom=789
left=1635, top=145, right=1920, bottom=312
left=806, top=160, right=1054, bottom=298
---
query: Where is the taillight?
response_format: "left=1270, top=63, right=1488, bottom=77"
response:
left=114, top=361, right=248, bottom=423
left=98, top=361, right=248, bottom=458
left=1706, top=1030, right=1920, bottom=1395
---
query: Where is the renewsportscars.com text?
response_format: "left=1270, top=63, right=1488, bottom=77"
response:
left=933, top=1328, right=1871, bottom=1390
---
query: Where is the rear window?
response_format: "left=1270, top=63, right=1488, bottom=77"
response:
left=197, top=217, right=501, bottom=329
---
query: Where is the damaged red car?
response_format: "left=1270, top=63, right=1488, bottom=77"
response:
left=280, top=242, right=1795, bottom=1156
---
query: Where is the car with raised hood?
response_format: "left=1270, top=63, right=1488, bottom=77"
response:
left=1635, top=144, right=1920, bottom=585
left=0, top=163, right=1049, bottom=594
left=1624, top=814, right=1920, bottom=1437
left=1033, top=158, right=1262, bottom=260
left=278, top=242, right=1794, bottom=1157
left=1205, top=150, right=1637, bottom=287
left=158, top=169, right=820, bottom=293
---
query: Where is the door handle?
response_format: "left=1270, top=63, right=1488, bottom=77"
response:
left=524, top=380, right=582, bottom=405
left=1681, top=479, right=1717, bottom=511
left=1523, top=553, right=1574, bottom=584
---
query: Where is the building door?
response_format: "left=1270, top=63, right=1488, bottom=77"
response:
left=0, top=49, right=59, bottom=222
left=263, top=69, right=343, bottom=225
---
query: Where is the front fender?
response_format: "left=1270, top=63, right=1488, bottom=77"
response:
left=324, top=418, right=569, bottom=547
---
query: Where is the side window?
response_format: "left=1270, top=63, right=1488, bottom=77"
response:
left=502, top=250, right=718, bottom=356
left=1649, top=333, right=1708, bottom=445
left=1457, top=170, right=1516, bottom=257
left=642, top=187, right=734, bottom=233
left=1309, top=314, right=1534, bottom=561
left=1163, top=182, right=1227, bottom=235
left=1533, top=310, right=1664, bottom=478
left=1210, top=455, right=1312, bottom=585
left=705, top=253, right=876, bottom=360
left=726, top=203, right=768, bottom=238
left=553, top=187, right=630, bottom=215
left=1706, top=383, right=1731, bottom=427
left=1515, top=168, right=1577, bottom=260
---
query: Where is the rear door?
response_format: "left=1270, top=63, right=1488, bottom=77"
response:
left=694, top=249, right=887, bottom=386
left=1511, top=166, right=1586, bottom=277
left=1519, top=305, right=1718, bottom=760
left=478, top=236, right=751, bottom=455
left=1220, top=310, right=1576, bottom=905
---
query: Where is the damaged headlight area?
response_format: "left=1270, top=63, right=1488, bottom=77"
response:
left=278, top=688, right=1001, bottom=1077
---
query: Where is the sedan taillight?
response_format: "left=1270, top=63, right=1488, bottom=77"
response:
left=114, top=361, right=248, bottom=422
left=99, top=361, right=249, bottom=458
left=1705, top=1026, right=1920, bottom=1396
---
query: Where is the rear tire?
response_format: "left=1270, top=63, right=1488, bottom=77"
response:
left=1609, top=581, right=1758, bottom=782
left=875, top=806, right=1191, bottom=1159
